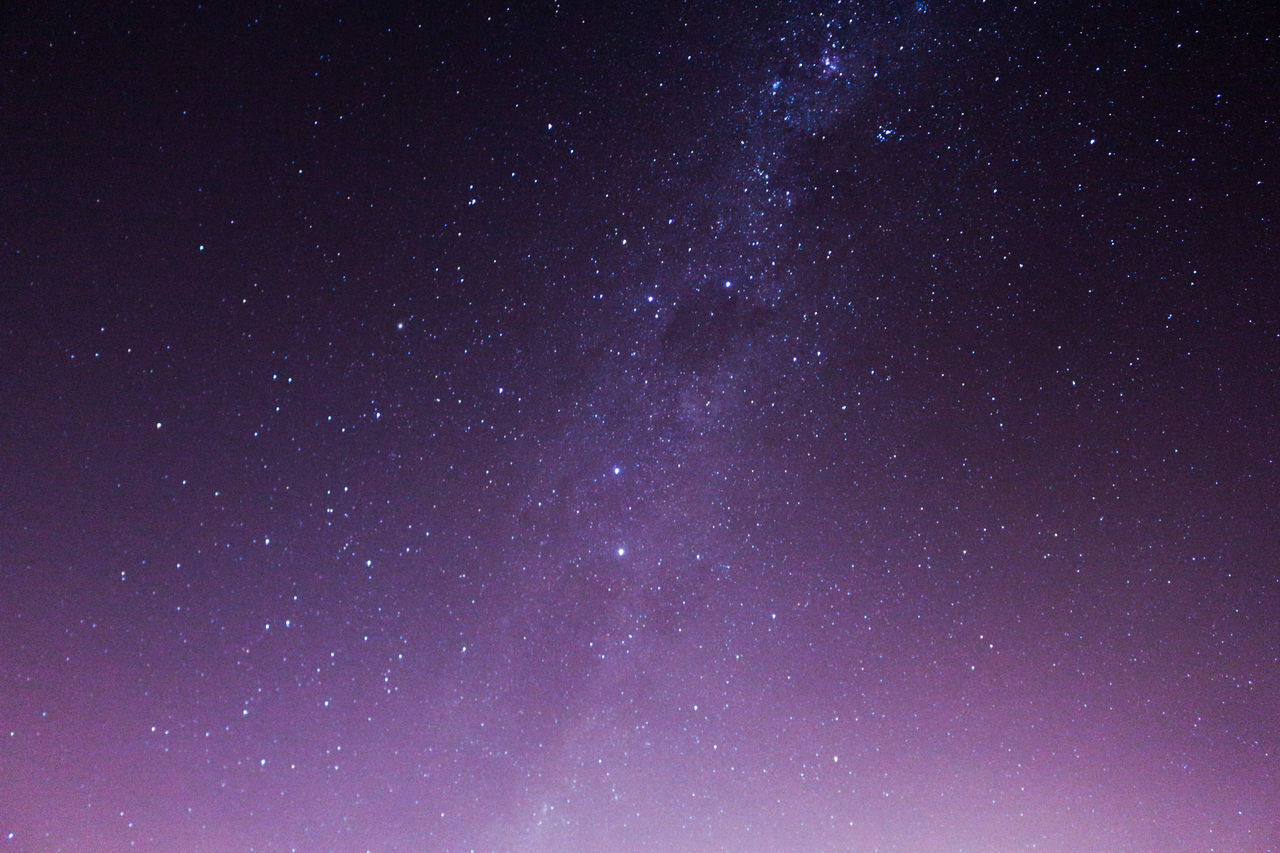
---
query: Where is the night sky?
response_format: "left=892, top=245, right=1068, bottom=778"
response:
left=2, top=1, right=1277, bottom=850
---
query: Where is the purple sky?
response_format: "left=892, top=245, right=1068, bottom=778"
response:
left=2, top=1, right=1277, bottom=850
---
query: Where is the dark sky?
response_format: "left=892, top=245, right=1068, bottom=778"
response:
left=2, top=1, right=1277, bottom=850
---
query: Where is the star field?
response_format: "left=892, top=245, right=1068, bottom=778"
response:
left=1, top=1, right=1277, bottom=851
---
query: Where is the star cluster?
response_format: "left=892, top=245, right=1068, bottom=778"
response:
left=1, top=1, right=1276, bottom=850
